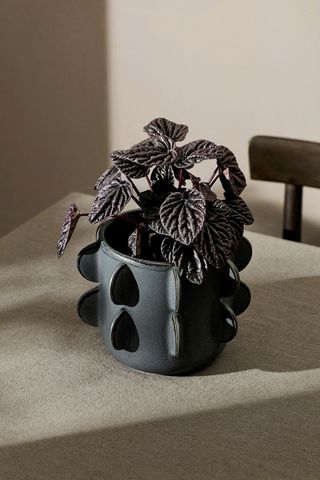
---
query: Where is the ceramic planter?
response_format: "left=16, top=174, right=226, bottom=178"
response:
left=77, top=212, right=252, bottom=375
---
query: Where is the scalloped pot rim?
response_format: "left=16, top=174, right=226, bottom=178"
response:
left=97, top=210, right=173, bottom=269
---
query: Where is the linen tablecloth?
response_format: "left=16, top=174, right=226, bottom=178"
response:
left=0, top=193, right=319, bottom=479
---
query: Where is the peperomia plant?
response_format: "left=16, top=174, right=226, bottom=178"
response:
left=57, top=117, right=253, bottom=284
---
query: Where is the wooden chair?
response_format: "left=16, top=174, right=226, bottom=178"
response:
left=249, top=136, right=320, bottom=242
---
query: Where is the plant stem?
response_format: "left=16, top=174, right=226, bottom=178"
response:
left=209, top=173, right=220, bottom=188
left=178, top=169, right=185, bottom=189
left=135, top=227, right=142, bottom=257
left=207, top=166, right=219, bottom=186
left=132, top=194, right=141, bottom=207
left=146, top=175, right=153, bottom=191
left=135, top=227, right=150, bottom=259
left=127, top=177, right=140, bottom=196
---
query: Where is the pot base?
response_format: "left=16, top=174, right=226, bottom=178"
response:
left=111, top=343, right=226, bottom=376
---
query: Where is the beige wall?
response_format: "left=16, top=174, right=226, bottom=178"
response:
left=108, top=0, right=320, bottom=245
left=1, top=0, right=319, bottom=244
left=0, top=0, right=108, bottom=236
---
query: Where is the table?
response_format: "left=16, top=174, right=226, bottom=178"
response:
left=0, top=193, right=319, bottom=480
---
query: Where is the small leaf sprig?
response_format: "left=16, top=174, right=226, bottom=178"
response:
left=57, top=117, right=253, bottom=284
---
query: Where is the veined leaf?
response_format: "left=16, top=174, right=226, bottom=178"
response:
left=111, top=150, right=150, bottom=179
left=139, top=190, right=157, bottom=218
left=151, top=164, right=174, bottom=185
left=174, top=140, right=219, bottom=168
left=188, top=173, right=217, bottom=202
left=128, top=227, right=151, bottom=258
left=224, top=196, right=254, bottom=225
left=199, top=183, right=217, bottom=202
left=144, top=117, right=188, bottom=142
left=88, top=179, right=132, bottom=224
left=57, top=203, right=80, bottom=257
left=216, top=145, right=246, bottom=197
left=128, top=229, right=138, bottom=256
left=194, top=200, right=231, bottom=269
left=149, top=217, right=168, bottom=235
left=150, top=165, right=175, bottom=193
left=94, top=166, right=121, bottom=190
left=160, top=189, right=206, bottom=245
left=126, top=139, right=177, bottom=167
left=139, top=190, right=168, bottom=220
left=160, top=236, right=174, bottom=264
left=185, top=248, right=208, bottom=284
left=227, top=212, right=244, bottom=252
left=161, top=237, right=208, bottom=284
left=207, top=198, right=230, bottom=217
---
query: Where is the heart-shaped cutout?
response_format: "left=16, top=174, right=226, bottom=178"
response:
left=110, top=264, right=139, bottom=307
left=111, top=310, right=139, bottom=352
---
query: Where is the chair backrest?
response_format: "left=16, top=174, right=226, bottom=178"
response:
left=249, top=135, right=320, bottom=242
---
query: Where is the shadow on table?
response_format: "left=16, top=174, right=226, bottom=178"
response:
left=197, top=276, right=320, bottom=376
left=1, top=276, right=320, bottom=376
left=0, top=391, right=318, bottom=480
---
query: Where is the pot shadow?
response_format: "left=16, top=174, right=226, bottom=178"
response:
left=0, top=392, right=318, bottom=480
left=197, top=276, right=320, bottom=376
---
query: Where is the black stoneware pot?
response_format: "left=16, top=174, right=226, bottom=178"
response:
left=77, top=211, right=252, bottom=375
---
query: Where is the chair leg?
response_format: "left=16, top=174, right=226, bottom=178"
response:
left=283, top=184, right=303, bottom=242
